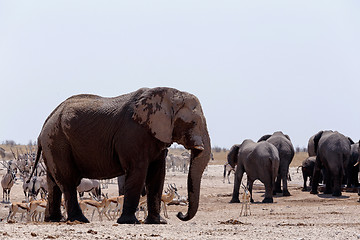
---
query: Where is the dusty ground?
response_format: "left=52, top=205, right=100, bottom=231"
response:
left=0, top=165, right=360, bottom=240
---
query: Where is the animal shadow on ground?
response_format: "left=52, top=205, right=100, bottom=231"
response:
left=317, top=194, right=349, bottom=199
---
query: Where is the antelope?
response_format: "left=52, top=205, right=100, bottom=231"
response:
left=161, top=184, right=178, bottom=219
left=135, top=195, right=147, bottom=220
left=223, top=163, right=235, bottom=184
left=28, top=198, right=47, bottom=221
left=101, top=195, right=124, bottom=220
left=77, top=178, right=101, bottom=200
left=240, top=183, right=251, bottom=217
left=23, top=175, right=42, bottom=201
left=1, top=162, right=16, bottom=203
left=7, top=202, right=30, bottom=222
left=79, top=197, right=107, bottom=221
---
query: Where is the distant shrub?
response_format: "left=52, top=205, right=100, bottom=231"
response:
left=295, top=146, right=307, bottom=153
left=212, top=146, right=222, bottom=153
left=2, top=140, right=17, bottom=146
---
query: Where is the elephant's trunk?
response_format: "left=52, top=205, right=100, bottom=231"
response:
left=177, top=131, right=210, bottom=221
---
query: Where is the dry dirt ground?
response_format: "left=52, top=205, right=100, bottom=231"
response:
left=0, top=165, right=360, bottom=240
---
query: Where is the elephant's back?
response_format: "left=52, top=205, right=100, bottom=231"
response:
left=252, top=142, right=279, bottom=161
left=319, top=133, right=351, bottom=155
left=266, top=136, right=294, bottom=162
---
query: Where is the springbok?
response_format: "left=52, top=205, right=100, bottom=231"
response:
left=240, top=183, right=251, bottom=217
left=161, top=184, right=179, bottom=219
left=28, top=198, right=47, bottom=221
left=101, top=195, right=124, bottom=220
left=79, top=197, right=107, bottom=221
left=135, top=195, right=147, bottom=220
left=7, top=202, right=30, bottom=222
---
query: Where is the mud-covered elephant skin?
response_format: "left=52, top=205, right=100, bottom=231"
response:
left=258, top=131, right=294, bottom=196
left=310, top=130, right=352, bottom=196
left=228, top=140, right=280, bottom=203
left=30, top=87, right=211, bottom=224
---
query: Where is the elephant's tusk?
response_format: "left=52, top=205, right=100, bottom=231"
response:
left=194, top=146, right=204, bottom=151
left=354, top=162, right=359, bottom=167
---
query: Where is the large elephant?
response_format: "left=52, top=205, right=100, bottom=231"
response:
left=308, top=133, right=354, bottom=158
left=29, top=87, right=211, bottom=224
left=310, top=130, right=352, bottom=196
left=228, top=140, right=280, bottom=203
left=258, top=131, right=294, bottom=196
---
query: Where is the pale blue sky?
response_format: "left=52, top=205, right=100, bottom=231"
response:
left=1, top=1, right=359, bottom=148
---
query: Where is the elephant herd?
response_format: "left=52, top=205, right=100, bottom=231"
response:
left=25, top=87, right=359, bottom=225
left=227, top=130, right=358, bottom=205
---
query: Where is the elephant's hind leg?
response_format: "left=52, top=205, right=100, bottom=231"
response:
left=45, top=173, right=63, bottom=222
left=64, top=186, right=89, bottom=223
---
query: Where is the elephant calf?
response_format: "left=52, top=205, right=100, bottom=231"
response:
left=300, top=156, right=316, bottom=191
left=228, top=139, right=280, bottom=203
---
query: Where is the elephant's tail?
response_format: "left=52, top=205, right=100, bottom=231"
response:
left=271, top=157, right=279, bottom=190
left=27, top=145, right=42, bottom=183
left=341, top=153, right=347, bottom=177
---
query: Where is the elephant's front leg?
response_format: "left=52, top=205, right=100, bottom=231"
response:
left=44, top=173, right=63, bottom=222
left=144, top=150, right=167, bottom=224
left=117, top=168, right=147, bottom=224
left=230, top=166, right=244, bottom=203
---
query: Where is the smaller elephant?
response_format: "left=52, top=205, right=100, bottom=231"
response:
left=300, top=156, right=316, bottom=191
left=228, top=140, right=280, bottom=203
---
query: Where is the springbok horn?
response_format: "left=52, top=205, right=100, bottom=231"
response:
left=10, top=148, right=16, bottom=159
left=0, top=161, right=8, bottom=169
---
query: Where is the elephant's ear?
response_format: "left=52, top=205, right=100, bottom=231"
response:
left=348, top=137, right=355, bottom=145
left=132, top=88, right=183, bottom=144
left=227, top=144, right=240, bottom=168
left=284, top=134, right=291, bottom=141
left=258, top=134, right=271, bottom=142
left=313, top=131, right=324, bottom=154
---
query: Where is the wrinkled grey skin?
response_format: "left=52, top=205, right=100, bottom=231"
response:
left=30, top=87, right=211, bottom=224
left=258, top=131, right=294, bottom=196
left=228, top=140, right=280, bottom=203
left=308, top=135, right=316, bottom=157
left=308, top=133, right=354, bottom=188
left=346, top=143, right=359, bottom=188
left=310, top=130, right=352, bottom=196
left=308, top=134, right=354, bottom=158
